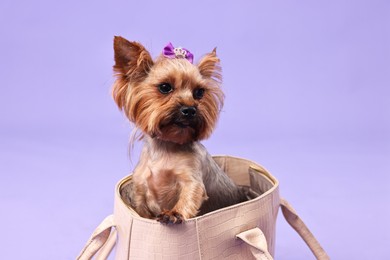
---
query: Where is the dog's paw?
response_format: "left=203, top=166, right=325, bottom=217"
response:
left=156, top=210, right=184, bottom=225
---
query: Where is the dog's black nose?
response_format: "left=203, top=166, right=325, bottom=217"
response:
left=180, top=106, right=197, bottom=117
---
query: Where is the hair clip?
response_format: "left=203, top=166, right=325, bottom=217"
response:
left=162, top=42, right=194, bottom=64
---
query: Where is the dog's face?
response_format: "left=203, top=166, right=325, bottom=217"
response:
left=112, top=36, right=224, bottom=144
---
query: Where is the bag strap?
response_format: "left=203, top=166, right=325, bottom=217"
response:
left=77, top=215, right=116, bottom=260
left=236, top=227, right=274, bottom=260
left=280, top=198, right=330, bottom=260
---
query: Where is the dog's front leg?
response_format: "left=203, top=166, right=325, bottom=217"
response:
left=157, top=177, right=207, bottom=225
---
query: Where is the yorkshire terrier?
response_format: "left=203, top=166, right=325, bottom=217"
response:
left=112, top=36, right=252, bottom=225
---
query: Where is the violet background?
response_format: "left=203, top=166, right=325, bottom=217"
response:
left=1, top=0, right=389, bottom=259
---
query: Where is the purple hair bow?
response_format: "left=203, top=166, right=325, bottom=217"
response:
left=162, top=42, right=194, bottom=64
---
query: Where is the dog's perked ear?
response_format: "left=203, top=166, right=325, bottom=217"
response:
left=197, top=48, right=222, bottom=85
left=113, top=36, right=153, bottom=82
left=112, top=36, right=154, bottom=109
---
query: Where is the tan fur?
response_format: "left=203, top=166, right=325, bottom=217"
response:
left=112, top=36, right=249, bottom=224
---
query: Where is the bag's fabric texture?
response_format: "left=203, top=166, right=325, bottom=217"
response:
left=77, top=156, right=329, bottom=260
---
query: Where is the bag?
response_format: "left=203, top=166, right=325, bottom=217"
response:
left=77, top=156, right=329, bottom=260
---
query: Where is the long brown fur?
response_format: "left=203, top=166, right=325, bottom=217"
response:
left=112, top=36, right=250, bottom=224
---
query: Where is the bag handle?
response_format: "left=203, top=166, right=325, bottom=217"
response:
left=236, top=227, right=273, bottom=260
left=237, top=199, right=329, bottom=260
left=77, top=215, right=116, bottom=260
left=280, top=198, right=329, bottom=260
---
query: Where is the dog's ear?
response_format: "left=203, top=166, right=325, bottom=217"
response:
left=197, top=48, right=222, bottom=84
left=113, top=36, right=153, bottom=82
left=112, top=36, right=153, bottom=109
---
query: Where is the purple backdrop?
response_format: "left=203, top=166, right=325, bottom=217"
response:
left=1, top=0, right=389, bottom=259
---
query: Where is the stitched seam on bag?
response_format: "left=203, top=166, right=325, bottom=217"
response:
left=195, top=219, right=202, bottom=260
left=126, top=218, right=133, bottom=260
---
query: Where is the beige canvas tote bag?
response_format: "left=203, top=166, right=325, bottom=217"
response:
left=78, top=156, right=329, bottom=260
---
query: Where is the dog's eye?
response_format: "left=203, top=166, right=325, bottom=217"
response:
left=158, top=83, right=173, bottom=94
left=193, top=88, right=205, bottom=99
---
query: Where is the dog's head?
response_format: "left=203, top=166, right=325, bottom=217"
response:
left=112, top=36, right=224, bottom=144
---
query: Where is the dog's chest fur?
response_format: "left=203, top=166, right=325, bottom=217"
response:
left=132, top=138, right=207, bottom=213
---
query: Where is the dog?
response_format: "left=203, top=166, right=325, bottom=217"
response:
left=112, top=36, right=252, bottom=224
